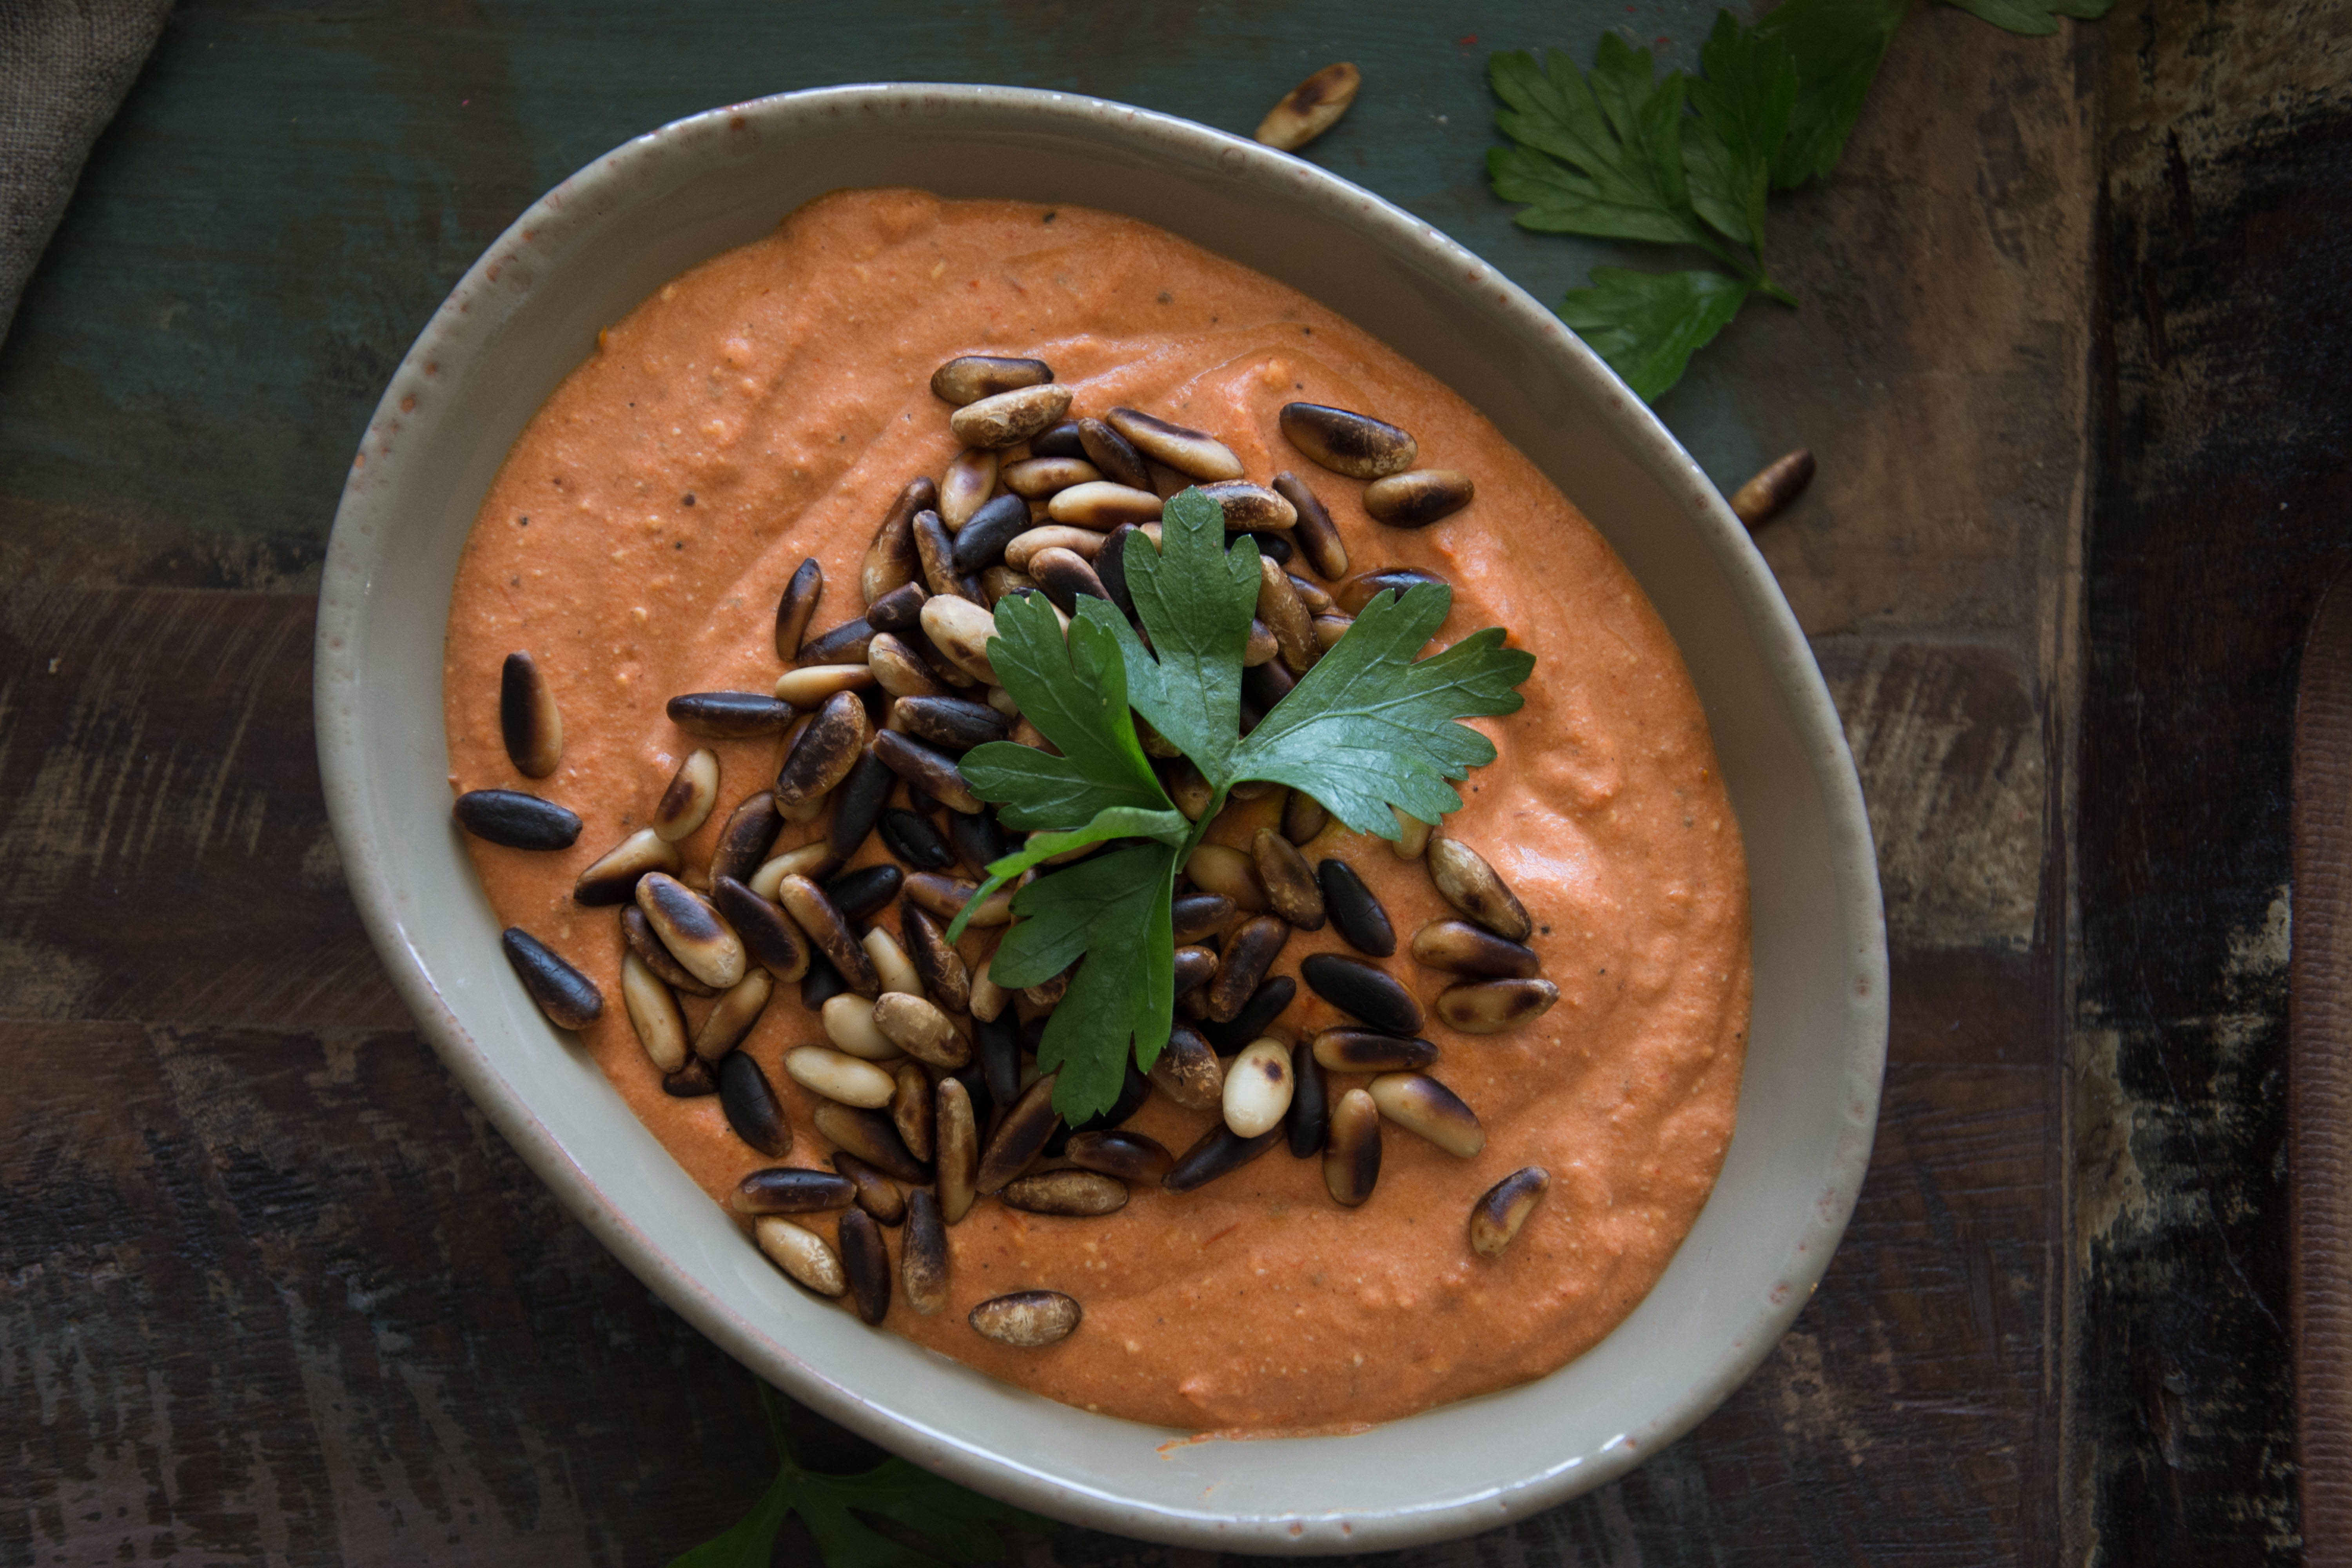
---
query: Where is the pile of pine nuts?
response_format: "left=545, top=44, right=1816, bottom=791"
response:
left=467, top=353, right=1566, bottom=1350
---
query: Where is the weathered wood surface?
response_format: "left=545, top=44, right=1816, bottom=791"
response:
left=0, top=0, right=2318, bottom=1560
left=2064, top=2, right=2352, bottom=1562
left=2289, top=569, right=2352, bottom=1561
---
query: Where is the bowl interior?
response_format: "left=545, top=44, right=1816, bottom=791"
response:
left=316, top=85, right=1886, bottom=1553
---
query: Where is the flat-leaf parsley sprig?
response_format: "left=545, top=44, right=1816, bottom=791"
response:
left=1490, top=0, right=2113, bottom=401
left=667, top=1380, right=1046, bottom=1568
left=948, top=488, right=1535, bottom=1122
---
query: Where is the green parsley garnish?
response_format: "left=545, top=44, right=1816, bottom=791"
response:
left=1488, top=29, right=1797, bottom=302
left=1490, top=0, right=2111, bottom=402
left=948, top=488, right=1534, bottom=1122
left=1552, top=266, right=1758, bottom=408
left=1751, top=0, right=1910, bottom=189
left=667, top=1380, right=1046, bottom=1568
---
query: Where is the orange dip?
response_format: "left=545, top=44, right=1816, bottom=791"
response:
left=443, top=189, right=1750, bottom=1432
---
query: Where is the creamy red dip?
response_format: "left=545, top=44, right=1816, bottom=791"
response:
left=443, top=189, right=1751, bottom=1432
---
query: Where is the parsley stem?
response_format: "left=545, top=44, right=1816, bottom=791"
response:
left=1178, top=787, right=1228, bottom=866
left=1713, top=236, right=1796, bottom=308
left=1692, top=234, right=1798, bottom=309
left=1691, top=232, right=1747, bottom=277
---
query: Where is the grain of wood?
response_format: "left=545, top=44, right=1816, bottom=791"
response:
left=2061, top=0, right=2352, bottom=1556
left=0, top=586, right=404, bottom=1030
left=0, top=0, right=2259, bottom=1558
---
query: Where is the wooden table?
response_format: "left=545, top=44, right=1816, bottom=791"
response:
left=2, top=2, right=2330, bottom=1561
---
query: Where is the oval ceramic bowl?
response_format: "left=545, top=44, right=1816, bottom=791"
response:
left=316, top=84, right=1886, bottom=1553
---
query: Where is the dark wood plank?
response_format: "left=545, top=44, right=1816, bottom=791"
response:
left=2065, top=0, right=2352, bottom=1560
left=1815, top=637, right=2051, bottom=958
left=0, top=555, right=403, bottom=1032
left=1722, top=11, right=2097, bottom=647
left=2290, top=569, right=2352, bottom=1564
left=0, top=1021, right=776, bottom=1564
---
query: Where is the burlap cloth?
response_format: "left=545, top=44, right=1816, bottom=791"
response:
left=0, top=0, right=173, bottom=346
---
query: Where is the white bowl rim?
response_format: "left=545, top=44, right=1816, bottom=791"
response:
left=315, top=81, right=1887, bottom=1553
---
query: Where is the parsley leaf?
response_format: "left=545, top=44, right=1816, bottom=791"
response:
left=669, top=1380, right=1045, bottom=1568
left=1229, top=584, right=1534, bottom=836
left=793, top=1454, right=1044, bottom=1568
left=1555, top=267, right=1755, bottom=401
left=991, top=842, right=1181, bottom=1114
left=1486, top=42, right=1713, bottom=249
left=1750, top=0, right=2107, bottom=186
left=1681, top=12, right=1798, bottom=250
left=957, top=592, right=1173, bottom=833
left=956, top=491, right=1534, bottom=1122
left=1487, top=19, right=1795, bottom=405
left=1100, top=497, right=1535, bottom=833
left=920, top=586, right=1187, bottom=1115
left=1108, top=488, right=1259, bottom=775
left=1938, top=0, right=2113, bottom=35
left=944, top=804, right=1191, bottom=947
left=1491, top=0, right=2108, bottom=402
left=1753, top=0, right=1911, bottom=189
